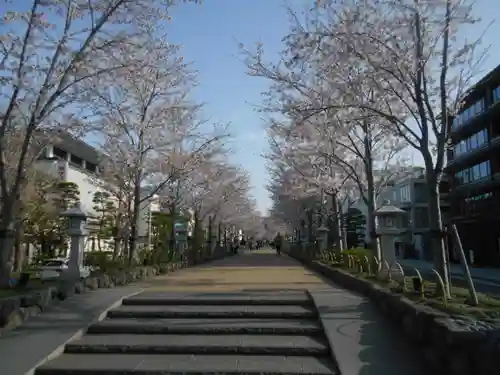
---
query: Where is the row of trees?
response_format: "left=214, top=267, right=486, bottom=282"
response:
left=0, top=0, right=261, bottom=285
left=243, top=0, right=485, bottom=296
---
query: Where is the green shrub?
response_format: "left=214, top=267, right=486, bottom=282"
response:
left=341, top=247, right=372, bottom=260
left=84, top=252, right=131, bottom=273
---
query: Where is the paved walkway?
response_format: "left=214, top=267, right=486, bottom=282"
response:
left=129, top=249, right=426, bottom=374
left=0, top=286, right=141, bottom=375
left=3, top=249, right=426, bottom=375
left=139, top=249, right=327, bottom=293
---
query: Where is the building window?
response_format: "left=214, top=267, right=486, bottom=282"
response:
left=493, top=86, right=500, bottom=103
left=452, top=128, right=488, bottom=158
left=452, top=98, right=485, bottom=130
left=455, top=160, right=491, bottom=186
left=86, top=162, right=97, bottom=173
left=70, top=154, right=83, bottom=167
left=53, top=147, right=67, bottom=160
left=399, top=184, right=411, bottom=202
left=414, top=207, right=429, bottom=228
left=414, top=183, right=427, bottom=203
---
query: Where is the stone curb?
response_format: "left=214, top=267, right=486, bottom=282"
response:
left=288, top=250, right=500, bottom=375
left=0, top=250, right=234, bottom=335
left=22, top=289, right=144, bottom=375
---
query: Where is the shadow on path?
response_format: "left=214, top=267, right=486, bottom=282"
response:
left=312, top=288, right=428, bottom=375
left=0, top=286, right=140, bottom=375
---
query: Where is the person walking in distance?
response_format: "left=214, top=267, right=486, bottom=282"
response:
left=232, top=236, right=239, bottom=254
left=274, top=232, right=283, bottom=255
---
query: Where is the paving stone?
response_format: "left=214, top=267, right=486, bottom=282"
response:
left=35, top=354, right=338, bottom=375
left=106, top=304, right=317, bottom=319
left=87, top=318, right=323, bottom=335
left=64, top=334, right=330, bottom=355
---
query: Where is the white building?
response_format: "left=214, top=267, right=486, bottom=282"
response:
left=33, top=131, right=157, bottom=256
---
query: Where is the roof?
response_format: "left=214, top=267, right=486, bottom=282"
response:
left=459, top=63, right=500, bottom=105
left=34, top=129, right=104, bottom=166
left=375, top=202, right=406, bottom=215
left=50, top=130, right=102, bottom=165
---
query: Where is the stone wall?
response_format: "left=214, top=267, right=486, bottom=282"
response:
left=288, top=249, right=500, bottom=375
left=0, top=249, right=234, bottom=336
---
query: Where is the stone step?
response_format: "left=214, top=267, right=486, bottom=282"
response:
left=106, top=305, right=317, bottom=319
left=122, top=292, right=313, bottom=307
left=64, top=334, right=330, bottom=356
left=35, top=354, right=338, bottom=375
left=87, top=318, right=323, bottom=335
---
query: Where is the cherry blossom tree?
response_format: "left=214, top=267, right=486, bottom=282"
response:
left=286, top=0, right=485, bottom=294
left=176, top=158, right=251, bottom=259
left=242, top=35, right=407, bottom=257
left=0, top=0, right=199, bottom=284
left=86, top=37, right=226, bottom=263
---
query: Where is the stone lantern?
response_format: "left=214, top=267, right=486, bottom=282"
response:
left=316, top=226, right=329, bottom=251
left=174, top=220, right=188, bottom=266
left=374, top=201, right=407, bottom=265
left=61, top=205, right=88, bottom=280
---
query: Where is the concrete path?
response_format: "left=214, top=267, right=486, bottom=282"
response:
left=138, top=248, right=326, bottom=292
left=5, top=249, right=427, bottom=375
left=0, top=286, right=141, bottom=375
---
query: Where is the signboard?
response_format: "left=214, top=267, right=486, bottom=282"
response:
left=174, top=222, right=186, bottom=231
left=174, top=221, right=187, bottom=241
left=57, top=160, right=68, bottom=181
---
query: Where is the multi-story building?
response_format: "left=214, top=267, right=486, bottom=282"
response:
left=346, top=167, right=450, bottom=260
left=34, top=131, right=157, bottom=255
left=446, top=64, right=500, bottom=266
left=35, top=131, right=104, bottom=217
left=389, top=169, right=450, bottom=261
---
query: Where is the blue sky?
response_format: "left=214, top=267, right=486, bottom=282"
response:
left=166, top=0, right=308, bottom=215
left=165, top=0, right=500, bottom=215
left=2, top=1, right=498, bottom=215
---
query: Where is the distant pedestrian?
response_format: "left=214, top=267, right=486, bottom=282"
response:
left=232, top=236, right=239, bottom=254
left=274, top=232, right=283, bottom=255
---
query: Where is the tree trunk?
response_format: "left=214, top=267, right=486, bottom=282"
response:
left=169, top=202, right=176, bottom=253
left=426, top=169, right=451, bottom=297
left=113, top=235, right=121, bottom=259
left=329, top=194, right=343, bottom=251
left=13, top=220, right=24, bottom=272
left=0, top=227, right=15, bottom=286
left=363, top=126, right=381, bottom=260
left=207, top=216, right=213, bottom=260
left=128, top=180, right=142, bottom=266
left=306, top=210, right=313, bottom=250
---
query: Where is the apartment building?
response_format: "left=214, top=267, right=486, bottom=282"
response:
left=389, top=169, right=450, bottom=261
left=346, top=167, right=450, bottom=260
left=446, top=64, right=500, bottom=266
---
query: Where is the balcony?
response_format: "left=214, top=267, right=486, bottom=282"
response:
left=450, top=172, right=500, bottom=197
left=450, top=99, right=500, bottom=140
left=446, top=134, right=500, bottom=171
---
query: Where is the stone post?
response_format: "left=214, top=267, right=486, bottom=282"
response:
left=59, top=206, right=87, bottom=297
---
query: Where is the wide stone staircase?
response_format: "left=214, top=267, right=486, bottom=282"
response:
left=35, top=291, right=339, bottom=375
